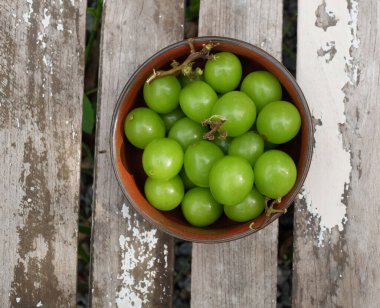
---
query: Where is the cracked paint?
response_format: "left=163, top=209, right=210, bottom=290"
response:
left=317, top=41, right=337, bottom=62
left=297, top=0, right=360, bottom=245
left=315, top=0, right=339, bottom=31
left=116, top=203, right=164, bottom=307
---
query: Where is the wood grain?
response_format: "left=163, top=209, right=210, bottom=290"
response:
left=191, top=1, right=283, bottom=307
left=89, top=1, right=184, bottom=306
left=0, top=0, right=86, bottom=306
left=294, top=0, right=380, bottom=306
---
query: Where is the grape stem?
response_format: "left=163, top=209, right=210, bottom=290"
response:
left=146, top=38, right=219, bottom=84
left=249, top=197, right=287, bottom=231
left=202, top=115, right=227, bottom=140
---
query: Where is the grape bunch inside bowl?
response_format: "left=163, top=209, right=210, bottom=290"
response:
left=111, top=36, right=313, bottom=243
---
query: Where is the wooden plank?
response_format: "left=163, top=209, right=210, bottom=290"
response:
left=89, top=1, right=184, bottom=306
left=191, top=1, right=283, bottom=307
left=293, top=0, right=380, bottom=306
left=0, top=0, right=86, bottom=306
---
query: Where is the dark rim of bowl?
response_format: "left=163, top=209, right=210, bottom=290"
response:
left=110, top=36, right=313, bottom=243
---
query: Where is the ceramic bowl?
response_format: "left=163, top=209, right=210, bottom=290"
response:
left=111, top=36, right=313, bottom=243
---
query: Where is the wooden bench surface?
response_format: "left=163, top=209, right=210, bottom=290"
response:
left=1, top=0, right=379, bottom=307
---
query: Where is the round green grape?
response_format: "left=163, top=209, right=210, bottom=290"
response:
left=256, top=100, right=301, bottom=144
left=224, top=187, right=265, bottom=222
left=124, top=107, right=165, bottom=149
left=142, top=138, right=183, bottom=180
left=143, top=76, right=181, bottom=114
left=144, top=176, right=184, bottom=211
left=240, top=71, right=282, bottom=111
left=181, top=187, right=223, bottom=227
left=179, top=80, right=218, bottom=123
left=254, top=150, right=297, bottom=199
left=228, top=131, right=264, bottom=167
left=209, top=155, right=254, bottom=206
left=204, top=52, right=242, bottom=93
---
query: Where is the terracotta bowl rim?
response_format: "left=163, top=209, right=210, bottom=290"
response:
left=110, top=36, right=313, bottom=243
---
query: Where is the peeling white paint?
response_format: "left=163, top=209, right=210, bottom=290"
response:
left=37, top=32, right=46, bottom=49
left=346, top=0, right=360, bottom=85
left=42, top=55, right=50, bottom=66
left=37, top=31, right=44, bottom=42
left=36, top=301, right=43, bottom=307
left=57, top=22, right=64, bottom=32
left=71, top=124, right=77, bottom=141
left=42, top=55, right=53, bottom=74
left=22, top=0, right=34, bottom=24
left=163, top=243, right=168, bottom=268
left=297, top=0, right=360, bottom=244
left=16, top=297, right=21, bottom=303
left=116, top=203, right=160, bottom=307
left=41, top=9, right=51, bottom=29
left=317, top=41, right=336, bottom=63
left=16, top=234, right=49, bottom=274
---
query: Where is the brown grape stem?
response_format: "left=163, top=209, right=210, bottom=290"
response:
left=146, top=38, right=219, bottom=84
left=249, top=198, right=287, bottom=230
left=202, top=115, right=227, bottom=140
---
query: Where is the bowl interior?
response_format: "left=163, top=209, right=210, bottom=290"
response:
left=112, top=37, right=312, bottom=243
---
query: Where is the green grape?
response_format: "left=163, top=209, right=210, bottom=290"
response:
left=240, top=71, right=282, bottom=111
left=224, top=187, right=265, bottom=222
left=143, top=76, right=181, bottom=113
left=254, top=150, right=297, bottom=199
left=124, top=107, right=165, bottom=149
left=179, top=80, right=218, bottom=123
left=204, top=52, right=242, bottom=93
left=181, top=187, right=223, bottom=227
left=256, top=100, right=301, bottom=144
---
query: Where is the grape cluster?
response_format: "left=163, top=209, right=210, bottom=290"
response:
left=124, top=50, right=301, bottom=228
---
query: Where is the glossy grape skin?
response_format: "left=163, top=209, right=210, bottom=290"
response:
left=240, top=71, right=282, bottom=111
left=256, top=100, right=301, bottom=144
left=124, top=107, right=165, bottom=149
left=204, top=52, right=242, bottom=93
left=142, top=138, right=183, bottom=180
left=143, top=76, right=181, bottom=114
left=184, top=140, right=224, bottom=187
left=228, top=131, right=264, bottom=167
left=254, top=150, right=297, bottom=199
left=168, top=117, right=206, bottom=150
left=144, top=176, right=184, bottom=211
left=179, top=80, right=218, bottom=123
left=181, top=187, right=223, bottom=227
left=160, top=107, right=185, bottom=131
left=224, top=187, right=265, bottom=222
left=211, top=91, right=256, bottom=137
left=209, top=155, right=254, bottom=206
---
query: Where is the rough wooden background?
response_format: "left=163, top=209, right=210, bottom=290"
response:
left=3, top=0, right=379, bottom=307
left=90, top=1, right=184, bottom=307
left=191, top=1, right=283, bottom=307
left=294, top=0, right=380, bottom=306
left=0, top=0, right=86, bottom=306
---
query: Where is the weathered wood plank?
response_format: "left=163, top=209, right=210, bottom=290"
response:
left=0, top=0, right=86, bottom=306
left=90, top=1, right=184, bottom=306
left=191, top=1, right=283, bottom=307
left=294, top=0, right=380, bottom=306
